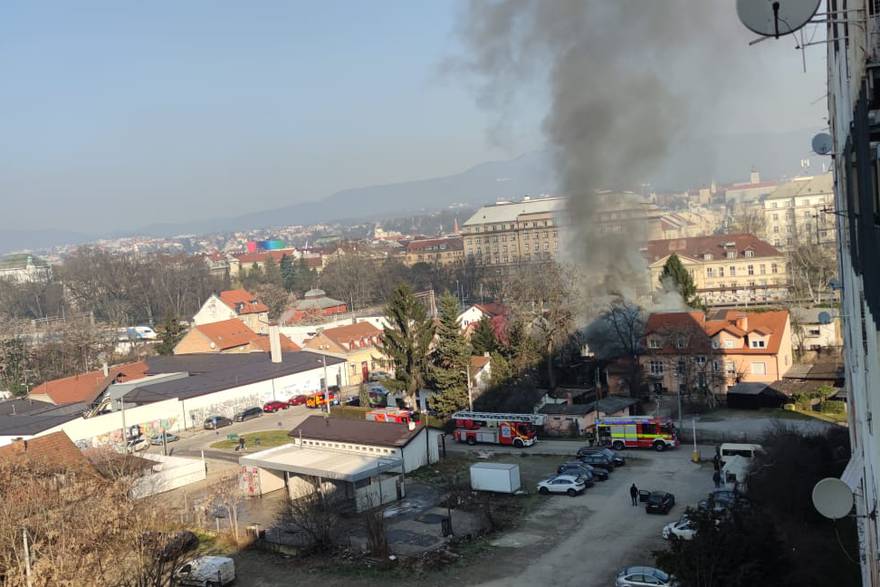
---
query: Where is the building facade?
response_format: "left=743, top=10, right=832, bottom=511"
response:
left=403, top=236, right=464, bottom=267
left=644, top=234, right=789, bottom=306
left=192, top=288, right=270, bottom=334
left=641, top=310, right=793, bottom=396
left=761, top=174, right=836, bottom=250
left=0, top=254, right=51, bottom=283
left=825, top=4, right=880, bottom=582
left=301, top=322, right=385, bottom=385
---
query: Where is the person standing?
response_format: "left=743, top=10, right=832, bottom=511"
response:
left=713, top=470, right=722, bottom=488
left=630, top=483, right=639, bottom=506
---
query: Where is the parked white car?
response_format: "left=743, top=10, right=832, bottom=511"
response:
left=616, top=566, right=677, bottom=587
left=125, top=437, right=150, bottom=453
left=662, top=516, right=696, bottom=541
left=174, top=555, right=235, bottom=586
left=536, top=474, right=586, bottom=497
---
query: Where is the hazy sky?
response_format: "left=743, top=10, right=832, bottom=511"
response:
left=0, top=1, right=827, bottom=234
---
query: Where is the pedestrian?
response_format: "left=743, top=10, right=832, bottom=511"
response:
left=713, top=470, right=721, bottom=488
left=630, top=483, right=639, bottom=507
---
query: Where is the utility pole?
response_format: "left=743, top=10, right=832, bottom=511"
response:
left=322, top=354, right=330, bottom=416
left=23, top=529, right=32, bottom=587
left=466, top=363, right=473, bottom=411
left=120, top=397, right=129, bottom=453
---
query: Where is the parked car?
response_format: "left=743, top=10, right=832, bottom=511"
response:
left=645, top=491, right=676, bottom=514
left=369, top=370, right=392, bottom=382
left=662, top=515, right=696, bottom=541
left=698, top=489, right=751, bottom=514
left=558, top=461, right=606, bottom=482
left=233, top=407, right=263, bottom=422
left=536, top=474, right=587, bottom=497
left=288, top=394, right=308, bottom=406
left=174, top=555, right=235, bottom=586
left=615, top=566, right=677, bottom=587
left=555, top=463, right=594, bottom=486
left=576, top=452, right=615, bottom=471
left=262, top=401, right=288, bottom=413
left=203, top=416, right=232, bottom=430
left=577, top=446, right=626, bottom=466
left=149, top=432, right=179, bottom=445
left=126, top=437, right=150, bottom=452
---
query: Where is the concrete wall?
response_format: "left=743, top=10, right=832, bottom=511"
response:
left=130, top=454, right=207, bottom=499
left=192, top=295, right=236, bottom=326
left=400, top=429, right=441, bottom=473
left=355, top=475, right=401, bottom=511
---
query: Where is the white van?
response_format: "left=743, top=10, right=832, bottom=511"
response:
left=719, top=443, right=763, bottom=467
left=174, top=556, right=235, bottom=586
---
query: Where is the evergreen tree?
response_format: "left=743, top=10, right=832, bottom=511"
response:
left=296, top=257, right=317, bottom=292
left=155, top=316, right=186, bottom=355
left=428, top=292, right=472, bottom=417
left=263, top=257, right=282, bottom=287
left=379, top=284, right=435, bottom=410
left=470, top=316, right=498, bottom=356
left=503, top=318, right=540, bottom=374
left=280, top=254, right=295, bottom=292
left=659, top=253, right=699, bottom=308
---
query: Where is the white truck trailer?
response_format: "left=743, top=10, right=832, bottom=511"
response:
left=469, top=462, right=522, bottom=494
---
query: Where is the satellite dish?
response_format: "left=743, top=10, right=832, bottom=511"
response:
left=737, top=0, right=821, bottom=38
left=812, top=477, right=854, bottom=520
left=818, top=311, right=832, bottom=325
left=812, top=132, right=833, bottom=156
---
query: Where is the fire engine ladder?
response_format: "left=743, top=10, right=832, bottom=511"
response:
left=452, top=411, right=545, bottom=425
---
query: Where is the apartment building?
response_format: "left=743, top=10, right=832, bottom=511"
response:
left=825, top=4, right=880, bottom=583
left=0, top=253, right=51, bottom=283
left=643, top=234, right=789, bottom=306
left=403, top=236, right=464, bottom=267
left=641, top=309, right=793, bottom=396
left=461, top=196, right=564, bottom=266
left=762, top=174, right=835, bottom=250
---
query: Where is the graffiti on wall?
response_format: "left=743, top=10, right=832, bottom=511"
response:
left=186, top=394, right=265, bottom=428
left=72, top=415, right=178, bottom=450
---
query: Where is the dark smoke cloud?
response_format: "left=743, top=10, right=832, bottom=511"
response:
left=453, top=0, right=743, bottom=309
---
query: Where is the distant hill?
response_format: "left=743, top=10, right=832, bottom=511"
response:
left=1, top=127, right=827, bottom=253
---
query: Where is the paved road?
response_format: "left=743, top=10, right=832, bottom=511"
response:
left=446, top=437, right=715, bottom=460
left=476, top=448, right=712, bottom=587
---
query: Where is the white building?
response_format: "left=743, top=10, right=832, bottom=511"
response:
left=0, top=253, right=51, bottom=283
left=761, top=174, right=836, bottom=250
left=240, top=416, right=442, bottom=512
left=825, top=4, right=880, bottom=583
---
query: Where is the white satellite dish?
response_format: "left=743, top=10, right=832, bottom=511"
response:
left=812, top=132, right=833, bottom=156
left=812, top=477, right=854, bottom=520
left=737, top=0, right=821, bottom=38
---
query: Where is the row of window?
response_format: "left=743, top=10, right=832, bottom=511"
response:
left=706, top=263, right=779, bottom=278
left=648, top=359, right=765, bottom=376
left=473, top=219, right=554, bottom=233
left=299, top=438, right=396, bottom=456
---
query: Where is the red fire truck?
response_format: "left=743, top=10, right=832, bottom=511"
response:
left=365, top=408, right=413, bottom=424
left=451, top=411, right=544, bottom=448
left=593, top=416, right=678, bottom=451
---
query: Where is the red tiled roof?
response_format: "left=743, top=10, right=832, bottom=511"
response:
left=0, top=432, right=92, bottom=470
left=474, top=303, right=508, bottom=318
left=219, top=288, right=269, bottom=315
left=643, top=234, right=782, bottom=264
left=191, top=319, right=300, bottom=352
left=470, top=355, right=490, bottom=370
left=251, top=333, right=301, bottom=352
left=705, top=321, right=746, bottom=337
left=319, top=322, right=382, bottom=346
left=645, top=310, right=789, bottom=355
left=234, top=249, right=296, bottom=264
left=29, top=361, right=148, bottom=405
left=644, top=311, right=706, bottom=335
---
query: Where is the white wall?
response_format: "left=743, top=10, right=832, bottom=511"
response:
left=457, top=306, right=485, bottom=329
left=192, top=295, right=236, bottom=325
left=45, top=399, right=184, bottom=449
left=400, top=429, right=442, bottom=474
left=130, top=454, right=207, bottom=499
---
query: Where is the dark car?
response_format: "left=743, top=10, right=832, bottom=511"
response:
left=203, top=416, right=232, bottom=430
left=262, top=401, right=289, bottom=413
left=233, top=407, right=263, bottom=422
left=699, top=489, right=751, bottom=514
left=577, top=446, right=626, bottom=467
left=645, top=491, right=676, bottom=514
left=577, top=452, right=615, bottom=471
left=559, top=461, right=608, bottom=481
left=555, top=463, right=595, bottom=486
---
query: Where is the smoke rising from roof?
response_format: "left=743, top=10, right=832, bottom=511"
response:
left=453, top=0, right=742, bottom=312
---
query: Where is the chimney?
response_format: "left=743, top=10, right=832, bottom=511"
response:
left=269, top=325, right=282, bottom=363
left=102, top=362, right=109, bottom=377
left=734, top=313, right=748, bottom=332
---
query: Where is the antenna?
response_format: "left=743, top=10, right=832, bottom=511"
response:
left=811, top=477, right=854, bottom=520
left=737, top=0, right=820, bottom=38
left=812, top=132, right=833, bottom=156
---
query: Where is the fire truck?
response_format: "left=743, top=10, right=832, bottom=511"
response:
left=593, top=416, right=678, bottom=451
left=305, top=389, right=340, bottom=409
left=451, top=411, right=544, bottom=448
left=365, top=408, right=413, bottom=424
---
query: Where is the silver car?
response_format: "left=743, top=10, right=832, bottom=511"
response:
left=536, top=474, right=587, bottom=496
left=615, top=566, right=676, bottom=587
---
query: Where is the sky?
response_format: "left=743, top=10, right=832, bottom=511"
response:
left=0, top=1, right=828, bottom=235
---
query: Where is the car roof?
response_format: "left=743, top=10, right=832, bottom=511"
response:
left=553, top=474, right=579, bottom=481
left=621, top=566, right=666, bottom=576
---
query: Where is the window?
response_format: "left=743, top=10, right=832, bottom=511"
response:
left=675, top=337, right=686, bottom=349
left=725, top=361, right=736, bottom=375
left=772, top=213, right=779, bottom=220
left=706, top=268, right=715, bottom=278
left=723, top=339, right=735, bottom=349
left=704, top=253, right=713, bottom=261
left=729, top=266, right=736, bottom=277
left=750, top=362, right=767, bottom=375
left=771, top=263, right=778, bottom=274
left=747, top=265, right=754, bottom=275
left=648, top=338, right=660, bottom=349
left=773, top=225, right=779, bottom=233
left=712, top=360, right=720, bottom=372
left=649, top=361, right=664, bottom=375
left=760, top=264, right=766, bottom=275
left=712, top=339, right=720, bottom=349
left=676, top=359, right=685, bottom=375
left=726, top=251, right=736, bottom=259
left=694, top=356, right=706, bottom=365
left=745, top=250, right=754, bottom=258
left=750, top=339, right=766, bottom=348
left=718, top=267, right=724, bottom=277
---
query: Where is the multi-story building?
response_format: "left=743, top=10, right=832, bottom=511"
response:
left=721, top=169, right=779, bottom=206
left=403, top=236, right=464, bottom=267
left=825, top=3, right=880, bottom=582
left=641, top=309, right=793, bottom=396
left=761, top=174, right=836, bottom=250
left=192, top=288, right=270, bottom=334
left=301, top=322, right=385, bottom=385
left=461, top=196, right=564, bottom=266
left=643, top=234, right=789, bottom=306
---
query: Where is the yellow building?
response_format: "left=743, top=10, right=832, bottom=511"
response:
left=644, top=234, right=789, bottom=306
left=404, top=236, right=464, bottom=267
left=301, top=322, right=385, bottom=385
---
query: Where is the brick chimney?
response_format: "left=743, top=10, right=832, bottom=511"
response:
left=733, top=313, right=748, bottom=332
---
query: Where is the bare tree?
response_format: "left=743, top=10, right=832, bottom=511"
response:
left=585, top=298, right=646, bottom=397
left=276, top=487, right=345, bottom=554
left=206, top=474, right=245, bottom=542
left=787, top=243, right=837, bottom=304
left=727, top=206, right=767, bottom=236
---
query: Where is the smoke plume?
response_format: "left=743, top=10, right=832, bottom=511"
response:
left=453, top=1, right=741, bottom=313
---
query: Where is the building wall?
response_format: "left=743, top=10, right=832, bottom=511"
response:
left=130, top=454, right=207, bottom=499
left=192, top=295, right=237, bottom=326
left=648, top=254, right=789, bottom=306
left=762, top=190, right=836, bottom=250
left=399, top=428, right=442, bottom=473
left=462, top=210, right=560, bottom=266
left=239, top=312, right=269, bottom=335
